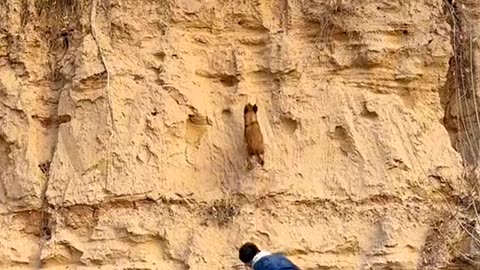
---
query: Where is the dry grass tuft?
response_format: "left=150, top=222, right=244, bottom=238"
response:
left=294, top=0, right=353, bottom=87
left=204, top=198, right=239, bottom=227
left=35, top=0, right=80, bottom=14
left=420, top=210, right=477, bottom=269
left=35, top=0, right=83, bottom=32
left=316, top=0, right=351, bottom=43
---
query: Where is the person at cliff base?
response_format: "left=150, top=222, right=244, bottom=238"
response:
left=238, top=242, right=300, bottom=270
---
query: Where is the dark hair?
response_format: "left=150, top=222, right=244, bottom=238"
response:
left=239, top=242, right=260, bottom=263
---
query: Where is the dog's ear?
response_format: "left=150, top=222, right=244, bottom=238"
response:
left=244, top=105, right=249, bottom=114
left=253, top=104, right=258, bottom=113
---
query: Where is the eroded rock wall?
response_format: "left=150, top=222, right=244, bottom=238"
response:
left=0, top=0, right=476, bottom=269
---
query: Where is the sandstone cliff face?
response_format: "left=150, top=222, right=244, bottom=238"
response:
left=0, top=0, right=479, bottom=269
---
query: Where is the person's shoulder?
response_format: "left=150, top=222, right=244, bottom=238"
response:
left=270, top=252, right=289, bottom=259
left=268, top=253, right=300, bottom=269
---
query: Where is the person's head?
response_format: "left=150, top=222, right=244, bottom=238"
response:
left=239, top=242, right=260, bottom=265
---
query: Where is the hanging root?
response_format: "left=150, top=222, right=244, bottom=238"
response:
left=419, top=1, right=480, bottom=268
left=89, top=0, right=116, bottom=190
left=90, top=0, right=114, bottom=131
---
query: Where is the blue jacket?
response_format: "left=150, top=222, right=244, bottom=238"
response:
left=252, top=252, right=300, bottom=270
